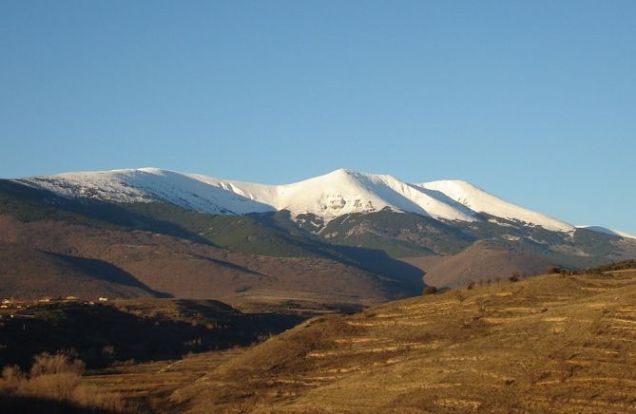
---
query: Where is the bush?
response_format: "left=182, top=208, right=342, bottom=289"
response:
left=0, top=352, right=128, bottom=412
left=0, top=353, right=84, bottom=401
left=30, top=352, right=85, bottom=377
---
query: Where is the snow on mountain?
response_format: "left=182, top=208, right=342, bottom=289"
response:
left=576, top=225, right=636, bottom=240
left=19, top=167, right=580, bottom=233
left=419, top=180, right=574, bottom=232
left=20, top=168, right=275, bottom=215
left=265, top=169, right=478, bottom=222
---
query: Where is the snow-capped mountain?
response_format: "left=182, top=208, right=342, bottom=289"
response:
left=17, top=167, right=576, bottom=233
left=21, top=168, right=275, bottom=215
left=6, top=167, right=636, bottom=285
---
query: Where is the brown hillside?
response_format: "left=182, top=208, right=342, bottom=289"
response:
left=173, top=270, right=636, bottom=413
left=0, top=215, right=418, bottom=308
left=404, top=239, right=555, bottom=288
left=0, top=244, right=157, bottom=299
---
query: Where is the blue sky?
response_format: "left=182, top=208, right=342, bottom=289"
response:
left=1, top=1, right=635, bottom=233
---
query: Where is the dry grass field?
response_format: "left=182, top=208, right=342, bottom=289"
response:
left=169, top=269, right=636, bottom=413
left=80, top=350, right=245, bottom=413
left=3, top=268, right=635, bottom=413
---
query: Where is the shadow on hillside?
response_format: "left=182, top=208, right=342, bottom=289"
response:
left=192, top=254, right=270, bottom=278
left=0, top=301, right=304, bottom=370
left=49, top=252, right=171, bottom=298
left=332, top=245, right=425, bottom=295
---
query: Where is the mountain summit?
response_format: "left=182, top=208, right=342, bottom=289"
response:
left=19, top=168, right=575, bottom=232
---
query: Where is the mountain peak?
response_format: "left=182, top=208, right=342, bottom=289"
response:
left=327, top=168, right=355, bottom=175
left=320, top=168, right=380, bottom=181
left=17, top=167, right=584, bottom=234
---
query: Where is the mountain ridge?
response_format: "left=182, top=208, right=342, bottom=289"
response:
left=16, top=167, right=607, bottom=235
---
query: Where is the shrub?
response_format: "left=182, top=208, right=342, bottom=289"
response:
left=0, top=352, right=129, bottom=412
left=30, top=352, right=85, bottom=377
left=0, top=352, right=85, bottom=402
left=20, top=371, right=81, bottom=401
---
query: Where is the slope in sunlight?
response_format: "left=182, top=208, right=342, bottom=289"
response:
left=174, top=268, right=636, bottom=413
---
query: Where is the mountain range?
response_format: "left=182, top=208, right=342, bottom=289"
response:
left=1, top=168, right=634, bottom=307
left=18, top=167, right=577, bottom=231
